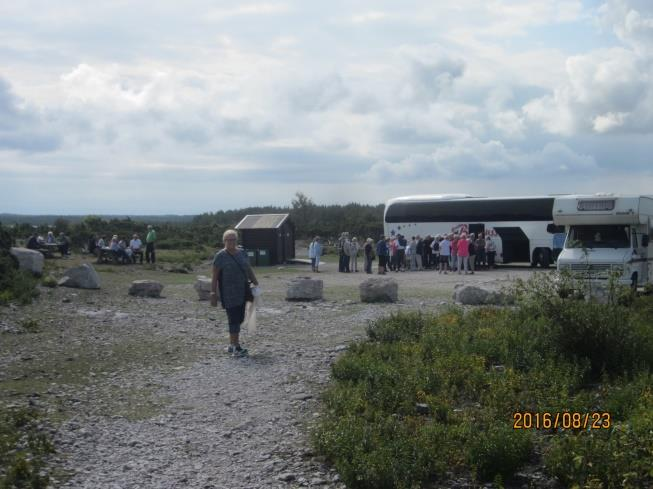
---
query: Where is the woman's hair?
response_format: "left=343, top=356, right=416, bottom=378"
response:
left=223, top=229, right=238, bottom=242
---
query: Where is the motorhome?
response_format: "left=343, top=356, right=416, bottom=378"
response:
left=383, top=195, right=561, bottom=266
left=553, top=194, right=653, bottom=288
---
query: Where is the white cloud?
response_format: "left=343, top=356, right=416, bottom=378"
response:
left=205, top=3, right=290, bottom=21
left=349, top=11, right=389, bottom=24
left=593, top=111, right=628, bottom=132
left=524, top=45, right=653, bottom=135
left=365, top=138, right=595, bottom=181
left=1, top=1, right=652, bottom=213
left=600, top=0, right=653, bottom=53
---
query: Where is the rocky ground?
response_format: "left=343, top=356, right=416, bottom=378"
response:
left=1, top=254, right=543, bottom=488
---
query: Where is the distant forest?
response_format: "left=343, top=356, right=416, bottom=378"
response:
left=2, top=193, right=384, bottom=248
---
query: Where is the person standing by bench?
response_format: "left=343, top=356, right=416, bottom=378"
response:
left=145, top=225, right=156, bottom=264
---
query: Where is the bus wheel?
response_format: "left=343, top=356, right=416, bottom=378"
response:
left=539, top=248, right=551, bottom=269
left=530, top=249, right=539, bottom=267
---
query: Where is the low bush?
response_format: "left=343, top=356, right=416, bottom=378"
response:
left=0, top=406, right=54, bottom=488
left=314, top=279, right=653, bottom=488
left=0, top=255, right=39, bottom=306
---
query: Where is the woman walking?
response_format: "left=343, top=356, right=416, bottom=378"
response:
left=211, top=229, right=259, bottom=357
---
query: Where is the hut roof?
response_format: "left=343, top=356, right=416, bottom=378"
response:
left=235, top=214, right=290, bottom=230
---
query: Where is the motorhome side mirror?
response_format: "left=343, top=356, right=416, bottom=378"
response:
left=643, top=235, right=649, bottom=247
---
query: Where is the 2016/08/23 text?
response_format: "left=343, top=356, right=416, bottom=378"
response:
left=513, top=412, right=611, bottom=430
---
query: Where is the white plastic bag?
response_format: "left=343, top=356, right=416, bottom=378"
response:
left=243, top=288, right=262, bottom=334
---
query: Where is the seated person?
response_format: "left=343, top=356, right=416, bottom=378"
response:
left=87, top=235, right=98, bottom=255
left=37, top=235, right=45, bottom=245
left=129, top=234, right=143, bottom=263
left=97, top=236, right=107, bottom=248
left=110, top=235, right=129, bottom=263
left=46, top=231, right=56, bottom=244
left=57, top=232, right=70, bottom=257
left=27, top=233, right=39, bottom=250
left=119, top=239, right=133, bottom=262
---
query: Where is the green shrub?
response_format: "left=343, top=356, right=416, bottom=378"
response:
left=0, top=254, right=39, bottom=306
left=468, top=424, right=533, bottom=482
left=0, top=406, right=54, bottom=489
left=20, top=319, right=40, bottom=333
left=314, top=277, right=653, bottom=487
left=41, top=275, right=57, bottom=288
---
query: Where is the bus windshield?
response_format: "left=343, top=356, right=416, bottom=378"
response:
left=566, top=225, right=630, bottom=249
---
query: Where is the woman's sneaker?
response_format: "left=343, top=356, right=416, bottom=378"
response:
left=233, top=345, right=248, bottom=357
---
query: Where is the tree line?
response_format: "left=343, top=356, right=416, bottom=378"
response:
left=3, top=193, right=385, bottom=248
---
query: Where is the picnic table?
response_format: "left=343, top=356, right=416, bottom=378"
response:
left=38, top=243, right=61, bottom=258
left=96, top=247, right=119, bottom=264
left=96, top=247, right=133, bottom=264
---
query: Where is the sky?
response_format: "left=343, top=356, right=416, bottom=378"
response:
left=1, top=0, right=652, bottom=214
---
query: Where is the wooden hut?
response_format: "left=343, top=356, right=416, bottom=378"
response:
left=235, top=214, right=295, bottom=265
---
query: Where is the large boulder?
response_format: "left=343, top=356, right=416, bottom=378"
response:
left=453, top=284, right=508, bottom=305
left=286, top=277, right=323, bottom=301
left=58, top=264, right=101, bottom=289
left=129, top=280, right=164, bottom=298
left=9, top=247, right=44, bottom=276
left=360, top=277, right=398, bottom=303
left=194, top=276, right=213, bottom=301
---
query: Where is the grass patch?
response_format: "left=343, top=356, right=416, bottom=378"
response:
left=155, top=247, right=215, bottom=265
left=0, top=405, right=54, bottom=488
left=313, top=276, right=653, bottom=488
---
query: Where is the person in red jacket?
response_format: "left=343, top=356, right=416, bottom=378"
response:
left=457, top=232, right=470, bottom=274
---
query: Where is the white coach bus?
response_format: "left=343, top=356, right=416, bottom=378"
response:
left=553, top=194, right=653, bottom=288
left=383, top=194, right=561, bottom=267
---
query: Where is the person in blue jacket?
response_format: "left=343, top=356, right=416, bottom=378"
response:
left=376, top=236, right=389, bottom=275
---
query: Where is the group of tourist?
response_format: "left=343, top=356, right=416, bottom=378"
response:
left=89, top=225, right=158, bottom=264
left=26, top=231, right=71, bottom=257
left=325, top=231, right=498, bottom=275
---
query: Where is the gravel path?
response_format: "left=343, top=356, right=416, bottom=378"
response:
left=1, top=257, right=542, bottom=488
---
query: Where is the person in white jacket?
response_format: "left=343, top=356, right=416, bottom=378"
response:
left=350, top=237, right=360, bottom=272
left=309, top=237, right=323, bottom=272
left=308, top=238, right=316, bottom=271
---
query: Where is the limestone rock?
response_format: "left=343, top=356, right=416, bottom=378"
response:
left=9, top=247, right=44, bottom=276
left=129, top=280, right=164, bottom=298
left=359, top=277, right=398, bottom=303
left=453, top=284, right=508, bottom=305
left=286, top=277, right=323, bottom=301
left=58, top=264, right=101, bottom=289
left=194, top=276, right=213, bottom=301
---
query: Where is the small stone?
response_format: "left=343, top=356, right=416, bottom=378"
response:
left=292, top=394, right=313, bottom=401
left=359, top=277, right=398, bottom=303
left=128, top=280, right=164, bottom=298
left=416, top=403, right=430, bottom=415
left=277, top=473, right=296, bottom=482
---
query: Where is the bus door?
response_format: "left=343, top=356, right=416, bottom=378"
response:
left=493, top=227, right=530, bottom=264
left=468, top=223, right=485, bottom=237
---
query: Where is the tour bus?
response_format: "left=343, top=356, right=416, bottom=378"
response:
left=553, top=194, right=653, bottom=288
left=383, top=194, right=562, bottom=266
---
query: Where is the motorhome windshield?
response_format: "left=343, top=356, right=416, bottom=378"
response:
left=565, top=225, right=630, bottom=249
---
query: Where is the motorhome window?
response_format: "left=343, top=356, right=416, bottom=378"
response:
left=385, top=198, right=554, bottom=223
left=577, top=200, right=615, bottom=211
left=565, top=225, right=630, bottom=249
